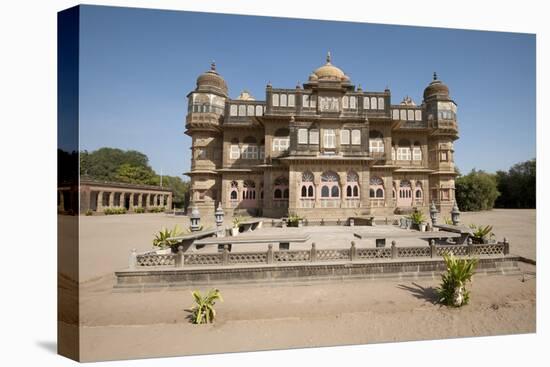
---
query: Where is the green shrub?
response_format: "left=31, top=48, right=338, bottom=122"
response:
left=468, top=224, right=494, bottom=244
left=148, top=206, right=165, bottom=213
left=85, top=209, right=93, bottom=216
left=103, top=207, right=127, bottom=215
left=408, top=211, right=426, bottom=225
left=437, top=254, right=478, bottom=307
left=152, top=225, right=184, bottom=249
left=232, top=215, right=244, bottom=228
left=134, top=207, right=145, bottom=213
left=190, top=289, right=223, bottom=324
left=287, top=213, right=303, bottom=227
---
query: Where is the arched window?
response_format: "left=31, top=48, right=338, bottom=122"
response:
left=321, top=171, right=340, bottom=198
left=369, top=177, right=385, bottom=198
left=301, top=171, right=315, bottom=198
left=346, top=171, right=360, bottom=198
left=272, top=128, right=290, bottom=152
left=363, top=96, right=370, bottom=109
left=369, top=130, right=384, bottom=153
left=412, top=142, right=422, bottom=161
left=242, top=136, right=258, bottom=159
left=397, top=139, right=412, bottom=160
left=230, top=138, right=240, bottom=160
left=238, top=105, right=246, bottom=116
left=255, top=105, right=263, bottom=116
left=243, top=180, right=256, bottom=200
left=398, top=180, right=413, bottom=206
left=415, top=181, right=423, bottom=198
left=272, top=94, right=279, bottom=107
left=273, top=176, right=289, bottom=200
left=378, top=97, right=385, bottom=110
left=230, top=181, right=238, bottom=201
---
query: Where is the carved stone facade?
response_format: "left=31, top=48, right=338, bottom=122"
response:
left=185, top=55, right=458, bottom=218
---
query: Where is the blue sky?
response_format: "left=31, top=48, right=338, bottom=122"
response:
left=79, top=5, right=536, bottom=178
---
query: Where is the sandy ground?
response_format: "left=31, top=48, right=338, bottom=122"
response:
left=72, top=209, right=536, bottom=361
left=78, top=263, right=536, bottom=361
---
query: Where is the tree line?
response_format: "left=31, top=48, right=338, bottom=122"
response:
left=80, top=147, right=190, bottom=208
left=455, top=159, right=536, bottom=211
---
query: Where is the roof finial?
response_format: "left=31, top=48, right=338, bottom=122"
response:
left=326, top=51, right=332, bottom=64
left=210, top=60, right=216, bottom=71
left=433, top=71, right=437, bottom=81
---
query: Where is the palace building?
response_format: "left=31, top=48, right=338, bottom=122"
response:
left=185, top=53, right=458, bottom=218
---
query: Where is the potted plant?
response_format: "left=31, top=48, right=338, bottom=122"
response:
left=408, top=211, right=427, bottom=231
left=287, top=213, right=303, bottom=227
left=419, top=222, right=427, bottom=232
left=468, top=224, right=494, bottom=244
left=231, top=216, right=242, bottom=236
left=152, top=225, right=184, bottom=253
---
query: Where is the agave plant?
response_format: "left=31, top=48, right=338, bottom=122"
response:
left=408, top=211, right=426, bottom=225
left=190, top=289, right=223, bottom=324
left=437, top=254, right=478, bottom=307
left=468, top=224, right=494, bottom=244
left=152, top=225, right=184, bottom=249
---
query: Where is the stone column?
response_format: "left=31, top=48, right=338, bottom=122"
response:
left=314, top=171, right=321, bottom=209
left=129, top=193, right=134, bottom=211
left=108, top=192, right=114, bottom=208
left=159, top=194, right=164, bottom=207
left=118, top=192, right=124, bottom=207
left=360, top=167, right=370, bottom=210
left=97, top=191, right=104, bottom=212
left=167, top=194, right=173, bottom=210
left=145, top=193, right=151, bottom=209
left=138, top=193, right=143, bottom=208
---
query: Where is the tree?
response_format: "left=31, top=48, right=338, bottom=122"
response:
left=160, top=175, right=191, bottom=209
left=495, top=159, right=536, bottom=208
left=114, top=163, right=157, bottom=185
left=79, top=147, right=151, bottom=181
left=455, top=169, right=500, bottom=211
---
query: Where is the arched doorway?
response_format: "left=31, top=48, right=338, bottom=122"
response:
left=397, top=180, right=413, bottom=207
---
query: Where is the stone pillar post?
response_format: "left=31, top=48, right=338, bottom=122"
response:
left=167, top=194, right=173, bottom=210
left=129, top=193, right=134, bottom=211
left=97, top=191, right=104, bottom=212
left=314, top=172, right=321, bottom=209
left=119, top=192, right=124, bottom=207
left=138, top=193, right=143, bottom=209
left=145, top=193, right=150, bottom=209
left=108, top=192, right=114, bottom=207
left=159, top=194, right=164, bottom=207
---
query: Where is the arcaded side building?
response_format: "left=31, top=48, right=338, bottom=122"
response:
left=185, top=54, right=458, bottom=219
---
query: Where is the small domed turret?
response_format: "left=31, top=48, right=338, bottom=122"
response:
left=423, top=72, right=450, bottom=101
left=196, top=62, right=228, bottom=97
left=309, top=52, right=351, bottom=83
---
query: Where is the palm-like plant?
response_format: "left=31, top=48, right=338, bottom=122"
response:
left=408, top=211, right=426, bottom=225
left=190, top=289, right=223, bottom=324
left=152, top=225, right=184, bottom=248
left=437, top=254, right=478, bottom=307
left=468, top=224, right=494, bottom=244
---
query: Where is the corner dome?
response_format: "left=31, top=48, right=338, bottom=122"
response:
left=310, top=52, right=350, bottom=82
left=196, top=62, right=228, bottom=96
left=423, top=72, right=449, bottom=101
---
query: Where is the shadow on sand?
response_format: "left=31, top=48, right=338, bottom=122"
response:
left=397, top=282, right=439, bottom=305
left=36, top=340, right=57, bottom=354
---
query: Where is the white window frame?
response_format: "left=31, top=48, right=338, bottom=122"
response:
left=247, top=105, right=255, bottom=116
left=397, top=147, right=412, bottom=161
left=324, top=129, right=336, bottom=149
left=309, top=129, right=319, bottom=144
left=272, top=94, right=279, bottom=107
left=369, top=138, right=384, bottom=153
left=370, top=97, right=378, bottom=110
left=413, top=146, right=422, bottom=161
left=230, top=144, right=240, bottom=159
left=350, top=96, right=357, bottom=109
left=340, top=129, right=350, bottom=145
left=272, top=137, right=290, bottom=152
left=230, top=104, right=238, bottom=116
left=280, top=94, right=287, bottom=107
left=363, top=97, right=370, bottom=109
left=351, top=129, right=361, bottom=145
left=378, top=97, right=385, bottom=110
left=298, top=129, right=308, bottom=144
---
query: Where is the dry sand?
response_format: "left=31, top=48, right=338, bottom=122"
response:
left=72, top=209, right=536, bottom=361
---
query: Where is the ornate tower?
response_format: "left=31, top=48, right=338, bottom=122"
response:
left=185, top=62, right=227, bottom=212
left=423, top=72, right=459, bottom=215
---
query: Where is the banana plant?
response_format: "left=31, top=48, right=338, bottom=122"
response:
left=190, top=289, right=223, bottom=324
left=437, top=254, right=478, bottom=307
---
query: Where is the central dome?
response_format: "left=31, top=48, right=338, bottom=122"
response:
left=310, top=52, right=349, bottom=82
